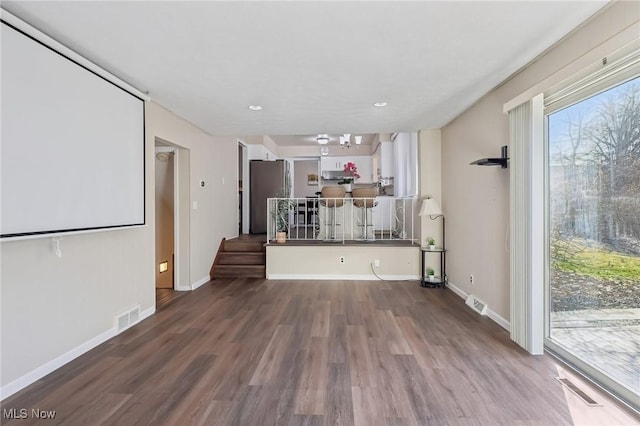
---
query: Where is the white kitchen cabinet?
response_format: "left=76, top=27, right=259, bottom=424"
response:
left=320, top=156, right=344, bottom=172
left=248, top=144, right=278, bottom=160
left=320, top=155, right=373, bottom=183
left=379, top=142, right=395, bottom=178
left=354, top=156, right=373, bottom=183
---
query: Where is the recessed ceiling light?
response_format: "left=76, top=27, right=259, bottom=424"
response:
left=373, top=102, right=388, bottom=107
left=248, top=105, right=262, bottom=111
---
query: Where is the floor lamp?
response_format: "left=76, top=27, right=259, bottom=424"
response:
left=419, top=197, right=445, bottom=249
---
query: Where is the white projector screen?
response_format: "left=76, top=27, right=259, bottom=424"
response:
left=1, top=21, right=145, bottom=239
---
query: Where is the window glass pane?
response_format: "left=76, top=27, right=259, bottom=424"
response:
left=547, top=76, right=640, bottom=401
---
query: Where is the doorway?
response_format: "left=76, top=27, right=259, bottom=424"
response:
left=155, top=146, right=175, bottom=289
left=238, top=141, right=249, bottom=234
left=154, top=138, right=191, bottom=299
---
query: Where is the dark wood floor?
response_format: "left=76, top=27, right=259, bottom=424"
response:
left=4, top=279, right=580, bottom=425
left=156, top=288, right=185, bottom=310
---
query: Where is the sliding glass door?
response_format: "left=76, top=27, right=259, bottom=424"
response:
left=546, top=75, right=639, bottom=409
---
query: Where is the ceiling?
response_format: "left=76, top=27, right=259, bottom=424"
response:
left=2, top=1, right=608, bottom=146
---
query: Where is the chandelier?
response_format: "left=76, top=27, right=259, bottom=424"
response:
left=339, top=134, right=362, bottom=149
left=316, top=133, right=362, bottom=153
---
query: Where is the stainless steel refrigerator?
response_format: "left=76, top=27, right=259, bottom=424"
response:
left=250, top=160, right=290, bottom=233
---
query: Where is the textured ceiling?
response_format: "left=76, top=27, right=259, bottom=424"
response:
left=2, top=1, right=608, bottom=144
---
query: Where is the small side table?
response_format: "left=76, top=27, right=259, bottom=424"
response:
left=420, top=246, right=446, bottom=288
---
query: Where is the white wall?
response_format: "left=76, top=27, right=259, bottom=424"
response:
left=293, top=160, right=320, bottom=198
left=440, top=1, right=639, bottom=322
left=0, top=116, right=156, bottom=397
left=0, top=100, right=239, bottom=398
left=279, top=144, right=375, bottom=158
left=418, top=130, right=441, bottom=248
left=146, top=102, right=238, bottom=287
left=267, top=245, right=419, bottom=279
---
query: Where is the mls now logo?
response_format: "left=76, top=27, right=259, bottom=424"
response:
left=3, top=408, right=56, bottom=419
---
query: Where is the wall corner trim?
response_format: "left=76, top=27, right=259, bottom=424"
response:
left=191, top=275, right=211, bottom=290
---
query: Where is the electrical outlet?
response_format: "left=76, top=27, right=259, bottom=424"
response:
left=469, top=274, right=474, bottom=284
left=339, top=256, right=345, bottom=264
left=374, top=259, right=380, bottom=268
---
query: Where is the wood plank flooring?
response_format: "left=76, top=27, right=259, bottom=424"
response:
left=1, top=279, right=615, bottom=425
left=156, top=288, right=185, bottom=310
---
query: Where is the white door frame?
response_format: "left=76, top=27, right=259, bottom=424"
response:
left=238, top=140, right=250, bottom=234
left=155, top=138, right=191, bottom=291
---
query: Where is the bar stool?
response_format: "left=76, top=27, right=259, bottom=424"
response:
left=320, top=186, right=346, bottom=240
left=352, top=187, right=378, bottom=241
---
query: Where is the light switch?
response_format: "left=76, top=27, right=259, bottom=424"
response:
left=193, top=201, right=198, bottom=210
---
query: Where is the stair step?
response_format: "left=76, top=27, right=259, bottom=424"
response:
left=217, top=252, right=265, bottom=265
left=212, top=264, right=265, bottom=278
left=223, top=241, right=265, bottom=252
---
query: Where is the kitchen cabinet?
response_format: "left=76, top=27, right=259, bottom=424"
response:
left=356, top=156, right=373, bottom=183
left=379, top=142, right=395, bottom=178
left=248, top=144, right=278, bottom=160
left=320, top=156, right=345, bottom=172
left=320, top=156, right=374, bottom=183
left=393, top=132, right=418, bottom=196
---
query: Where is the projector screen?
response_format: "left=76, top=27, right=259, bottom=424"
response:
left=1, top=21, right=145, bottom=239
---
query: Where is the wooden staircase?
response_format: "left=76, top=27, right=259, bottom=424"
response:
left=210, top=236, right=266, bottom=279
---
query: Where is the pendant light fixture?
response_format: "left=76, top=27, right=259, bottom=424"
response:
left=316, top=134, right=329, bottom=145
left=340, top=134, right=362, bottom=149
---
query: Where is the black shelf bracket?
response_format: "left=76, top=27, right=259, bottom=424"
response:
left=470, top=145, right=509, bottom=169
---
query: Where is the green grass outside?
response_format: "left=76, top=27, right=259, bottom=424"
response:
left=552, top=242, right=640, bottom=282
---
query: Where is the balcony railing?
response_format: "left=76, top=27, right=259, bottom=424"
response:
left=266, top=197, right=418, bottom=243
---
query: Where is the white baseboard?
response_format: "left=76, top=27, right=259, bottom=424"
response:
left=445, top=280, right=468, bottom=300
left=487, top=309, right=510, bottom=331
left=191, top=275, right=211, bottom=290
left=267, top=274, right=420, bottom=281
left=446, top=281, right=510, bottom=332
left=0, top=306, right=155, bottom=401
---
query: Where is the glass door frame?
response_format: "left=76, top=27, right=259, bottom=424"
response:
left=542, top=68, right=640, bottom=413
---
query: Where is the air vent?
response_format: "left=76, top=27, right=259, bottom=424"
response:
left=465, top=294, right=488, bottom=315
left=117, top=314, right=129, bottom=331
left=556, top=377, right=600, bottom=406
left=115, top=305, right=141, bottom=333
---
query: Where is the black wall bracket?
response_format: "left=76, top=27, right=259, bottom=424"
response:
left=470, top=145, right=509, bottom=169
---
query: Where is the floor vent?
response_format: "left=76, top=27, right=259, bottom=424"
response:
left=115, top=305, right=141, bottom=333
left=465, top=294, right=488, bottom=315
left=556, top=377, right=600, bottom=406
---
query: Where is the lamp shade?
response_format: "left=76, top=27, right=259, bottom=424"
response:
left=419, top=198, right=442, bottom=216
